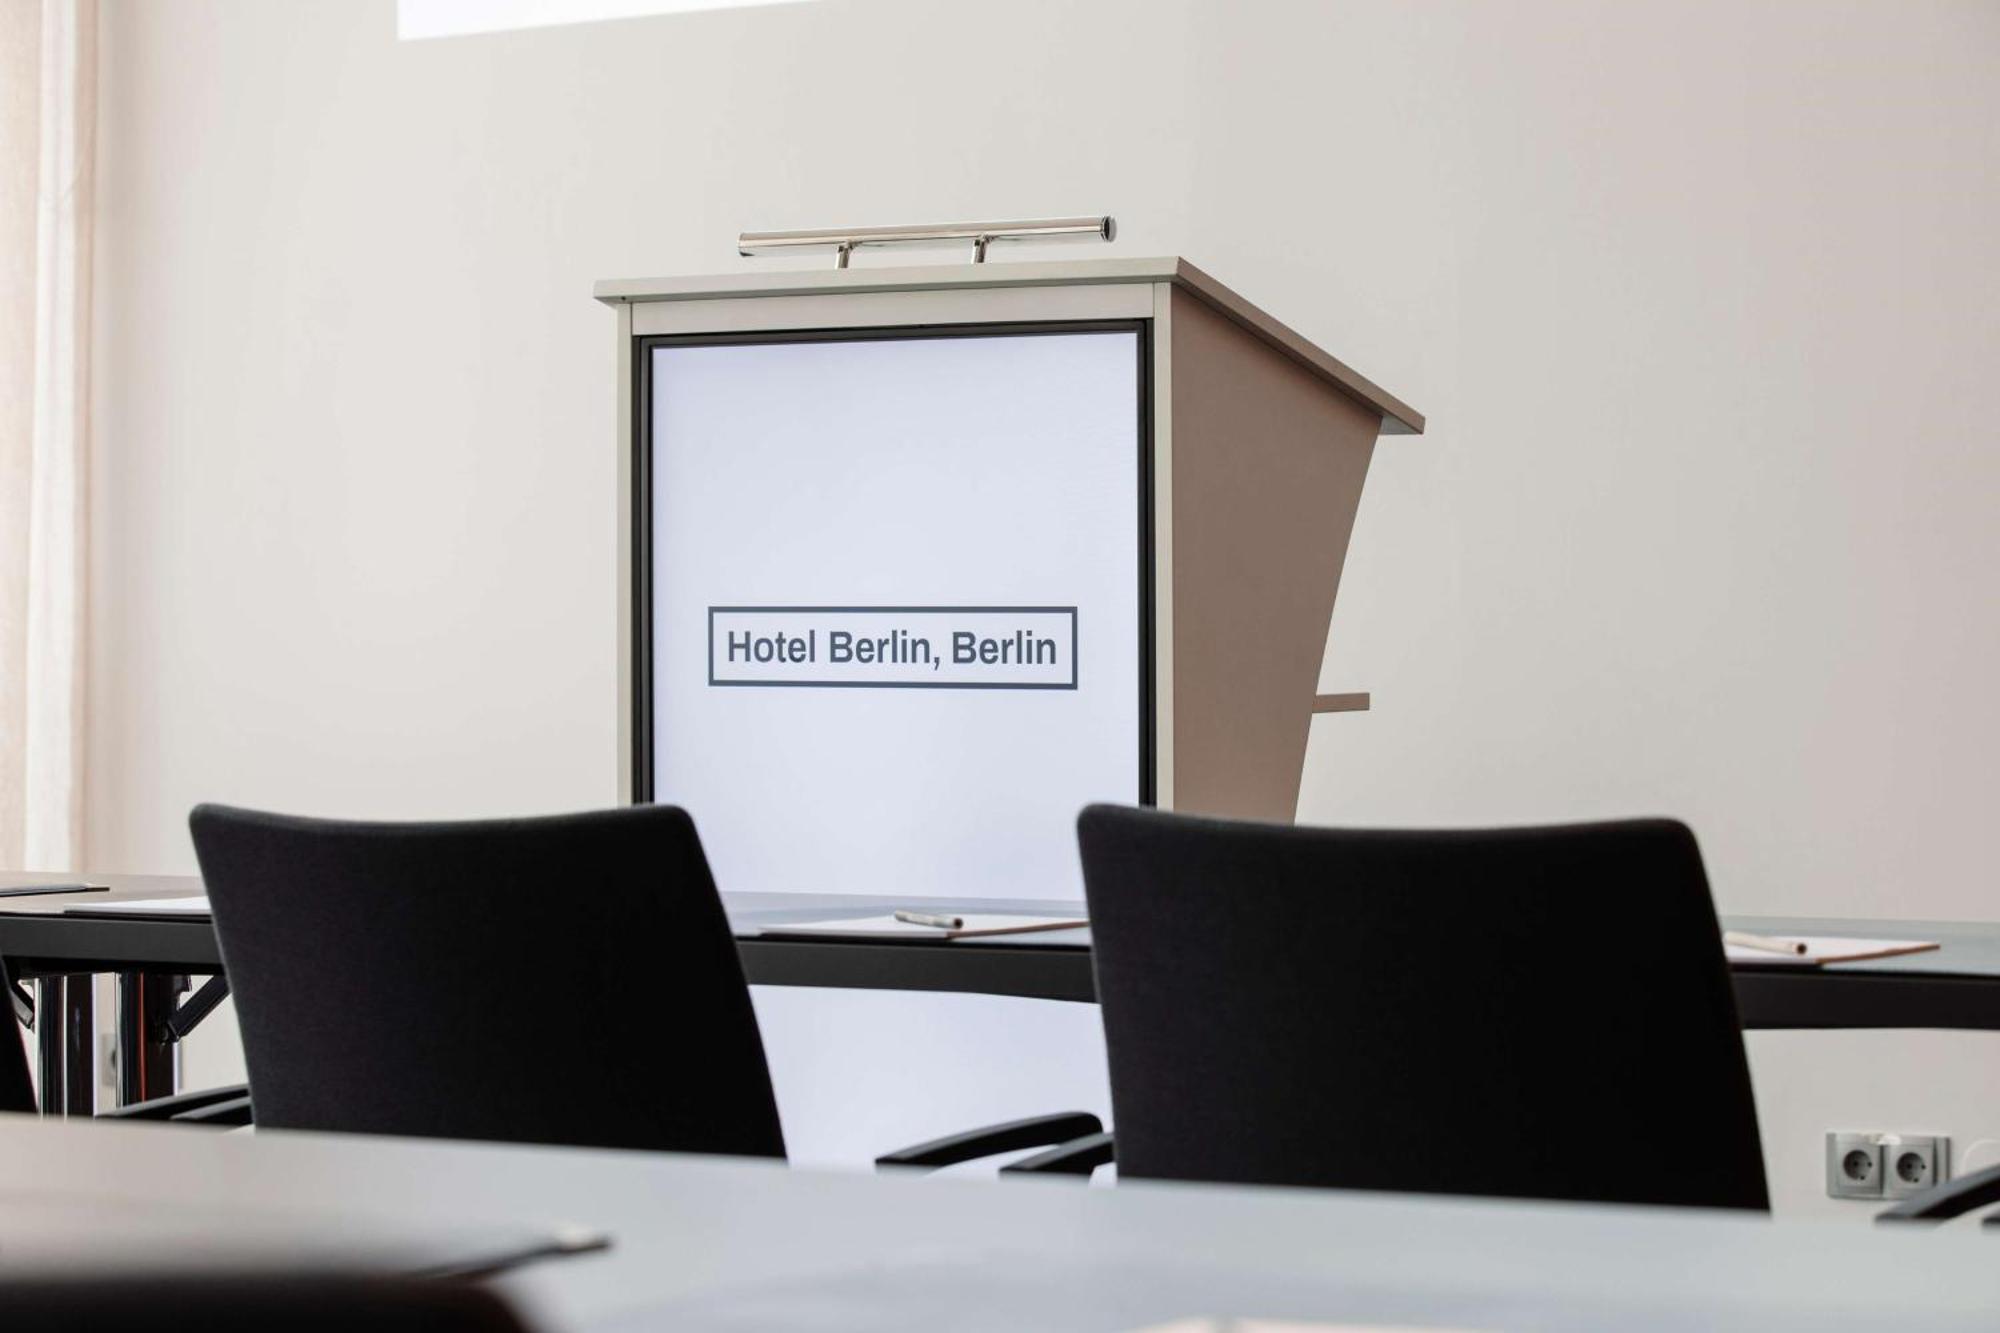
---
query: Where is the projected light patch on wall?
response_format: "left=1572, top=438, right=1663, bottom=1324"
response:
left=645, top=328, right=1143, bottom=900
left=398, top=0, right=814, bottom=41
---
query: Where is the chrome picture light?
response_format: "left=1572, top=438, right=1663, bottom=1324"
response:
left=738, top=216, right=1116, bottom=268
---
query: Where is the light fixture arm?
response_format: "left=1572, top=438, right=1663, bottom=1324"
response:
left=740, top=216, right=1116, bottom=269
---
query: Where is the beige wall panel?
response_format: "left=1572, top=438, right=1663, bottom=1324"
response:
left=1169, top=291, right=1379, bottom=821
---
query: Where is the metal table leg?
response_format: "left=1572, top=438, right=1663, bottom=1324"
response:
left=33, top=974, right=96, bottom=1116
left=114, top=972, right=184, bottom=1108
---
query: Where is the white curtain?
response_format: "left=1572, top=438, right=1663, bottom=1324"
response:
left=0, top=0, right=93, bottom=872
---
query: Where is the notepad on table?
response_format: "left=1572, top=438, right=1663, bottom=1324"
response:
left=1723, top=933, right=1939, bottom=966
left=62, top=894, right=211, bottom=918
left=758, top=913, right=1087, bottom=942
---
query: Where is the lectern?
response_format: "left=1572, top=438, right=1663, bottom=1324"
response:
left=597, top=256, right=1423, bottom=899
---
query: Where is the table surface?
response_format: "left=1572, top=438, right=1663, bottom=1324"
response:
left=0, top=1112, right=1996, bottom=1332
left=4, top=870, right=1998, bottom=970
left=7, top=872, right=2000, bottom=1028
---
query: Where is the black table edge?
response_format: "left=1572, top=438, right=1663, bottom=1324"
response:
left=9, top=912, right=2000, bottom=1029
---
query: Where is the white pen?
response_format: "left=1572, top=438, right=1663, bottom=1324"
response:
left=894, top=910, right=965, bottom=930
left=1724, top=930, right=1810, bottom=956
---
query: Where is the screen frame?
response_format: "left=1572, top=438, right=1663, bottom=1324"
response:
left=629, top=318, right=1157, bottom=817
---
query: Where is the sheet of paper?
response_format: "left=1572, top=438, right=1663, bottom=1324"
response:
left=758, top=913, right=1087, bottom=942
left=61, top=895, right=211, bottom=917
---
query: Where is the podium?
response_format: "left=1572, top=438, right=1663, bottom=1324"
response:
left=597, top=257, right=1423, bottom=897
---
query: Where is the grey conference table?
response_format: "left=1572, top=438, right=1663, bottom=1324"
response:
left=7, top=871, right=2000, bottom=1113
left=2, top=1112, right=1998, bottom=1331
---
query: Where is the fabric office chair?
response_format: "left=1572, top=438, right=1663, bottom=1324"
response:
left=186, top=802, right=1085, bottom=1165
left=0, top=1274, right=534, bottom=1332
left=2, top=955, right=38, bottom=1114
left=188, top=803, right=787, bottom=1155
left=1001, top=805, right=1770, bottom=1210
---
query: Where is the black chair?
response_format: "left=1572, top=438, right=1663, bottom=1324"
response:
left=996, top=804, right=1769, bottom=1210
left=184, top=800, right=784, bottom=1152
left=183, top=802, right=784, bottom=1154
left=0, top=1273, right=534, bottom=1333
left=172, top=803, right=1085, bottom=1164
left=2, top=954, right=38, bottom=1114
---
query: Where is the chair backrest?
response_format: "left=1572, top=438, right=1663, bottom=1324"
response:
left=190, top=803, right=784, bottom=1157
left=1, top=954, right=35, bottom=1114
left=1078, top=804, right=1768, bottom=1210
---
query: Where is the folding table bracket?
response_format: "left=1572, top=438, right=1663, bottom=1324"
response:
left=166, top=976, right=230, bottom=1044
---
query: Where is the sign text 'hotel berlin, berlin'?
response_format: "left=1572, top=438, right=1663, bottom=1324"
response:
left=708, top=607, right=1078, bottom=689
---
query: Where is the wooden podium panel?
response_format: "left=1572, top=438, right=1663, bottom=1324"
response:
left=1166, top=290, right=1380, bottom=821
left=599, top=257, right=1422, bottom=828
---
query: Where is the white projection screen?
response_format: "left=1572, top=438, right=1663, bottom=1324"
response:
left=640, top=324, right=1148, bottom=901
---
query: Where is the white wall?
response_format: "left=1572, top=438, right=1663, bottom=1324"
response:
left=89, top=0, right=2000, bottom=1213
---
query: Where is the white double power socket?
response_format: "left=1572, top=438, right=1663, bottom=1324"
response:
left=1826, top=1131, right=1949, bottom=1200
